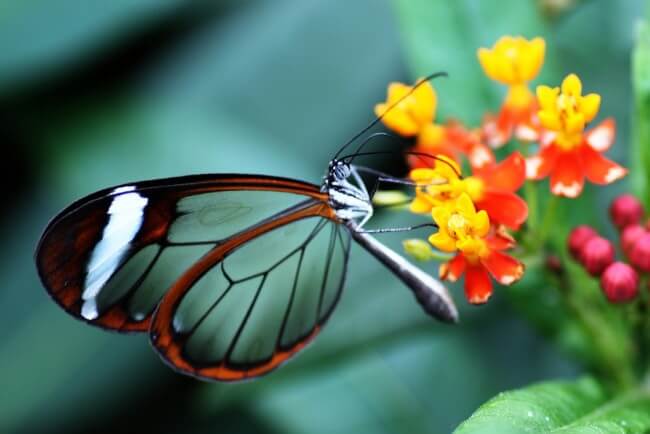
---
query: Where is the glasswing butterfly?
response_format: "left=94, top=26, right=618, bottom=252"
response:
left=35, top=73, right=458, bottom=381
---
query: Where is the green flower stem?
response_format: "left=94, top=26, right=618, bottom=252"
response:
left=551, top=261, right=637, bottom=392
left=524, top=180, right=539, bottom=232
left=538, top=193, right=560, bottom=248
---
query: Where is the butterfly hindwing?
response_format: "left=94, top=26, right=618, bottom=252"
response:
left=150, top=212, right=351, bottom=381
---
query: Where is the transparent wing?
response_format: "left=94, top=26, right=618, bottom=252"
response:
left=150, top=215, right=351, bottom=381
left=35, top=174, right=333, bottom=332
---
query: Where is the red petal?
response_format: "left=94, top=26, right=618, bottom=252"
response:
left=482, top=112, right=512, bottom=148
left=579, top=144, right=627, bottom=185
left=464, top=264, right=493, bottom=304
left=550, top=150, right=585, bottom=198
left=526, top=144, right=559, bottom=180
left=468, top=144, right=495, bottom=170
left=481, top=250, right=525, bottom=285
left=586, top=118, right=615, bottom=152
left=439, top=254, right=466, bottom=282
left=476, top=151, right=526, bottom=192
left=476, top=190, right=528, bottom=230
left=487, top=232, right=515, bottom=251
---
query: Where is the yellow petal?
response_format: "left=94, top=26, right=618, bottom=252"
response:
left=580, top=93, right=601, bottom=123
left=409, top=168, right=437, bottom=183
left=387, top=82, right=411, bottom=102
left=562, top=73, right=582, bottom=96
left=411, top=80, right=436, bottom=125
left=565, top=112, right=585, bottom=134
left=519, top=37, right=545, bottom=81
left=474, top=210, right=490, bottom=237
left=417, top=123, right=446, bottom=148
left=381, top=109, right=420, bottom=136
left=536, top=85, right=559, bottom=111
left=538, top=110, right=562, bottom=131
left=432, top=206, right=450, bottom=227
left=410, top=196, right=433, bottom=214
left=455, top=193, right=476, bottom=217
left=495, top=54, right=516, bottom=85
left=428, top=232, right=457, bottom=253
left=478, top=48, right=501, bottom=82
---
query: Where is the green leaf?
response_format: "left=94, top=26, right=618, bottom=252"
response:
left=455, top=377, right=650, bottom=434
left=631, top=19, right=650, bottom=208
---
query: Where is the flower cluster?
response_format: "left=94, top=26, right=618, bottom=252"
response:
left=372, top=35, right=628, bottom=306
left=568, top=194, right=648, bottom=303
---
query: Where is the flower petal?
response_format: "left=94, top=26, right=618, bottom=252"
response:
left=482, top=113, right=511, bottom=148
left=439, top=254, right=466, bottom=282
left=481, top=250, right=525, bottom=285
left=580, top=145, right=628, bottom=185
left=581, top=93, right=601, bottom=123
left=562, top=73, right=582, bottom=96
left=429, top=232, right=457, bottom=253
left=526, top=144, right=559, bottom=180
left=476, top=190, right=528, bottom=230
left=409, top=195, right=433, bottom=214
left=536, top=85, right=559, bottom=111
left=411, top=79, right=437, bottom=126
left=464, top=264, right=493, bottom=304
left=585, top=118, right=615, bottom=152
left=476, top=151, right=526, bottom=191
left=550, top=150, right=585, bottom=198
left=375, top=103, right=419, bottom=136
left=468, top=143, right=496, bottom=169
left=487, top=232, right=516, bottom=251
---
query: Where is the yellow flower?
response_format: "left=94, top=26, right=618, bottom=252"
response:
left=536, top=73, right=601, bottom=149
left=478, top=36, right=545, bottom=113
left=408, top=155, right=486, bottom=214
left=374, top=79, right=437, bottom=136
left=428, top=193, right=490, bottom=261
left=478, top=36, right=546, bottom=86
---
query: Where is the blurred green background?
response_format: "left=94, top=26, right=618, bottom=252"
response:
left=0, top=0, right=643, bottom=433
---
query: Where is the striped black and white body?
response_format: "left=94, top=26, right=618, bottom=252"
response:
left=323, top=160, right=458, bottom=323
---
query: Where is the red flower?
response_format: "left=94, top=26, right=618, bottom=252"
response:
left=471, top=151, right=528, bottom=230
left=439, top=232, right=524, bottom=304
left=527, top=74, right=627, bottom=198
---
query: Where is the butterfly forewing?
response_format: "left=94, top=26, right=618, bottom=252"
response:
left=36, top=174, right=333, bottom=332
left=151, top=214, right=350, bottom=381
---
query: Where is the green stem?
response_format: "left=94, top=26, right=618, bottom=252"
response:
left=524, top=181, right=539, bottom=232
left=538, top=194, right=560, bottom=248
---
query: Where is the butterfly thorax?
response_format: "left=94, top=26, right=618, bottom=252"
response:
left=323, top=160, right=373, bottom=227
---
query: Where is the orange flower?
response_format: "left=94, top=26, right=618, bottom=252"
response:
left=410, top=154, right=528, bottom=230
left=527, top=74, right=627, bottom=198
left=374, top=79, right=436, bottom=136
left=410, top=121, right=495, bottom=170
left=478, top=36, right=546, bottom=148
left=375, top=79, right=493, bottom=168
left=429, top=194, right=524, bottom=303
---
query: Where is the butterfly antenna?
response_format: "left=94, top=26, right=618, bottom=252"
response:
left=340, top=150, right=462, bottom=179
left=332, top=71, right=448, bottom=160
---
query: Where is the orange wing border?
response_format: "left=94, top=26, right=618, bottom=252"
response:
left=36, top=174, right=333, bottom=332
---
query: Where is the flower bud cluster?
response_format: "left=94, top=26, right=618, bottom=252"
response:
left=567, top=194, right=648, bottom=303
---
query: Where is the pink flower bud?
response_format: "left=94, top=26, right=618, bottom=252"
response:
left=568, top=225, right=598, bottom=260
left=600, top=262, right=639, bottom=303
left=609, top=194, right=644, bottom=230
left=620, top=224, right=647, bottom=255
left=580, top=236, right=615, bottom=276
left=629, top=232, right=650, bottom=272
